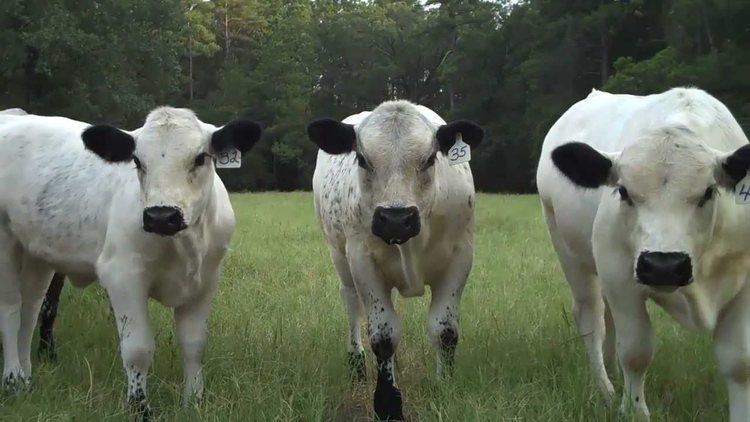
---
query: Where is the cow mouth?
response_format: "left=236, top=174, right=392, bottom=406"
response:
left=386, top=238, right=408, bottom=245
left=647, top=279, right=693, bottom=293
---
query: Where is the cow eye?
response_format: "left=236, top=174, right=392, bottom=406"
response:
left=132, top=155, right=143, bottom=171
left=194, top=152, right=209, bottom=167
left=422, top=152, right=437, bottom=170
left=618, top=186, right=633, bottom=205
left=698, top=186, right=715, bottom=207
left=356, top=152, right=372, bottom=171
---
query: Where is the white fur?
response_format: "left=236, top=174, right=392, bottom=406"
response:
left=313, top=101, right=475, bottom=401
left=537, top=87, right=750, bottom=420
left=0, top=109, right=235, bottom=408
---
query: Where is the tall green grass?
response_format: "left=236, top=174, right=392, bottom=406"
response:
left=0, top=193, right=723, bottom=420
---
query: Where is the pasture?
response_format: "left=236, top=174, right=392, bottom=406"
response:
left=0, top=193, right=723, bottom=420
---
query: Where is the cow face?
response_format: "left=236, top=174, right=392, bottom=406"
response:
left=308, top=101, right=482, bottom=245
left=82, top=107, right=261, bottom=236
left=552, top=128, right=750, bottom=291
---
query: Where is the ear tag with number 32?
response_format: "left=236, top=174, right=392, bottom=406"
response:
left=736, top=174, right=750, bottom=204
left=215, top=148, right=242, bottom=169
left=448, top=133, right=470, bottom=166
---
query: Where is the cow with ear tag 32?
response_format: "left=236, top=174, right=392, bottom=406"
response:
left=0, top=107, right=261, bottom=417
left=308, top=100, right=483, bottom=421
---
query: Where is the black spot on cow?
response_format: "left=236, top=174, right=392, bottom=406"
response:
left=722, top=144, right=750, bottom=186
left=371, top=338, right=403, bottom=421
left=436, top=120, right=484, bottom=154
left=82, top=124, right=136, bottom=163
left=551, top=142, right=613, bottom=188
left=307, top=118, right=356, bottom=155
left=467, top=195, right=473, bottom=208
left=211, top=119, right=263, bottom=154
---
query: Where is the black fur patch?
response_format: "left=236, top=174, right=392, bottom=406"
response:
left=307, top=118, right=356, bottom=155
left=436, top=120, right=484, bottom=154
left=211, top=119, right=262, bottom=154
left=551, top=142, right=613, bottom=188
left=38, top=273, right=65, bottom=361
left=722, top=144, right=750, bottom=184
left=82, top=125, right=135, bottom=163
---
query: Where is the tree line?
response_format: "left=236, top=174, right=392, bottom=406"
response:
left=2, top=0, right=748, bottom=192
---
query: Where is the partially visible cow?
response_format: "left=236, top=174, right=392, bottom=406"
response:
left=38, top=273, right=65, bottom=360
left=537, top=87, right=750, bottom=420
left=0, top=108, right=261, bottom=417
left=0, top=109, right=64, bottom=360
left=307, top=101, right=483, bottom=420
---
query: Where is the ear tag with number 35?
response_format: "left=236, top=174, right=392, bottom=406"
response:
left=448, top=133, right=470, bottom=166
left=736, top=174, right=750, bottom=204
left=215, top=148, right=242, bottom=169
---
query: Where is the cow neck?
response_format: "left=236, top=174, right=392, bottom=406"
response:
left=396, top=240, right=425, bottom=297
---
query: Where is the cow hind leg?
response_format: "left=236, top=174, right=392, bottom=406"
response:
left=38, top=273, right=65, bottom=361
left=0, top=231, right=25, bottom=391
left=331, top=249, right=366, bottom=381
left=17, top=254, right=54, bottom=377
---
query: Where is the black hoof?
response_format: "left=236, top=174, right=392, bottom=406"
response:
left=374, top=381, right=403, bottom=421
left=127, top=392, right=152, bottom=421
left=348, top=351, right=366, bottom=381
left=2, top=373, right=30, bottom=394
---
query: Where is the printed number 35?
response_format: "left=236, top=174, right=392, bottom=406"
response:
left=450, top=145, right=467, bottom=160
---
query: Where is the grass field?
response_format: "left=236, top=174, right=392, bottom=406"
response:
left=0, top=193, right=725, bottom=420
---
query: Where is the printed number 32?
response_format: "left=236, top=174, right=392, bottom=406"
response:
left=218, top=150, right=239, bottom=165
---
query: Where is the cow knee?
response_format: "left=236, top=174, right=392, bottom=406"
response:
left=122, top=343, right=154, bottom=370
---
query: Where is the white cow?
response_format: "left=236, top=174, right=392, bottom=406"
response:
left=537, top=87, right=750, bottom=420
left=0, top=108, right=261, bottom=416
left=307, top=101, right=483, bottom=421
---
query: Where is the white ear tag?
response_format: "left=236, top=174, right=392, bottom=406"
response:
left=215, top=148, right=241, bottom=169
left=736, top=174, right=750, bottom=204
left=447, top=133, right=470, bottom=166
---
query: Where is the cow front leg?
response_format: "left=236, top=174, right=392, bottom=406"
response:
left=609, top=291, right=653, bottom=419
left=427, top=245, right=471, bottom=377
left=174, top=289, right=214, bottom=403
left=38, top=273, right=65, bottom=361
left=366, top=287, right=402, bottom=422
left=0, top=231, right=27, bottom=392
left=106, top=283, right=154, bottom=419
left=350, top=251, right=403, bottom=421
left=714, top=282, right=750, bottom=422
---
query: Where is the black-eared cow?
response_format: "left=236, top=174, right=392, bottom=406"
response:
left=308, top=101, right=483, bottom=420
left=538, top=88, right=750, bottom=421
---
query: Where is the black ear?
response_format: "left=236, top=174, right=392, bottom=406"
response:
left=551, top=142, right=614, bottom=188
left=307, top=118, right=356, bottom=155
left=719, top=144, right=750, bottom=186
left=211, top=120, right=262, bottom=154
left=82, top=125, right=135, bottom=163
left=436, top=120, right=484, bottom=154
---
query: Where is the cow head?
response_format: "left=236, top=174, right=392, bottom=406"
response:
left=308, top=101, right=483, bottom=245
left=82, top=107, right=261, bottom=236
left=552, top=127, right=750, bottom=291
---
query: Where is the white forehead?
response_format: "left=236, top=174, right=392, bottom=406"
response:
left=136, top=107, right=207, bottom=154
left=357, top=101, right=435, bottom=159
left=619, top=126, right=717, bottom=196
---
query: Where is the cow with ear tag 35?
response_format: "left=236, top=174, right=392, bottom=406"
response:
left=308, top=100, right=483, bottom=421
left=0, top=107, right=261, bottom=418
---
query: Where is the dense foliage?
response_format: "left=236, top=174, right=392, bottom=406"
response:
left=2, top=0, right=748, bottom=192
